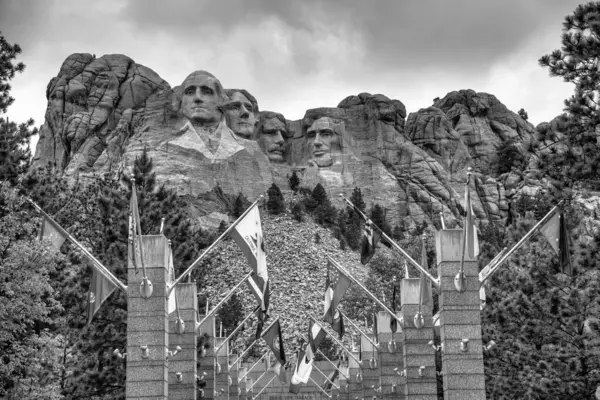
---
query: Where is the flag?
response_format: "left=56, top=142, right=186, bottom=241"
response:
left=289, top=348, right=314, bottom=393
left=323, top=265, right=352, bottom=324
left=323, top=361, right=341, bottom=391
left=87, top=266, right=117, bottom=324
left=262, top=319, right=286, bottom=366
left=465, top=183, right=479, bottom=258
left=128, top=186, right=145, bottom=274
left=540, top=211, right=572, bottom=275
left=231, top=205, right=269, bottom=311
left=390, top=279, right=398, bottom=333
left=479, top=285, right=486, bottom=310
left=361, top=221, right=381, bottom=264
left=38, top=215, right=67, bottom=250
left=332, top=309, right=344, bottom=339
left=308, top=320, right=327, bottom=354
left=419, top=238, right=433, bottom=306
left=372, top=313, right=378, bottom=338
left=167, top=248, right=176, bottom=314
left=323, top=265, right=333, bottom=322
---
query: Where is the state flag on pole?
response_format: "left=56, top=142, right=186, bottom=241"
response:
left=323, top=263, right=352, bottom=324
left=390, top=280, right=398, bottom=333
left=167, top=248, right=176, bottom=314
left=262, top=319, right=286, bottom=366
left=419, top=238, right=433, bottom=306
left=323, top=265, right=333, bottom=322
left=289, top=348, right=314, bottom=393
left=361, top=221, right=381, bottom=264
left=332, top=309, right=345, bottom=339
left=128, top=186, right=145, bottom=274
left=231, top=205, right=269, bottom=311
left=38, top=215, right=67, bottom=250
left=308, top=320, right=327, bottom=354
left=465, top=183, right=479, bottom=258
left=540, top=211, right=572, bottom=275
left=87, top=266, right=117, bottom=325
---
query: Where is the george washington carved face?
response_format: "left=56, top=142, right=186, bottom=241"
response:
left=179, top=71, right=225, bottom=128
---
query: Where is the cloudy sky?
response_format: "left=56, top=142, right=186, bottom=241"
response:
left=0, top=0, right=584, bottom=151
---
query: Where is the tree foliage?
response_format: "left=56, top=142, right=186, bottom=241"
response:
left=538, top=2, right=600, bottom=191
left=267, top=183, right=285, bottom=215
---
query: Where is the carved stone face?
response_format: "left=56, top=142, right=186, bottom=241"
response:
left=306, top=117, right=340, bottom=167
left=181, top=71, right=222, bottom=127
left=258, top=115, right=286, bottom=162
left=226, top=91, right=257, bottom=138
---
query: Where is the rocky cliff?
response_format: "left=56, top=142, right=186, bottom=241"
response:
left=33, top=53, right=543, bottom=231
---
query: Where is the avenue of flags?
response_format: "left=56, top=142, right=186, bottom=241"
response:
left=28, top=171, right=578, bottom=397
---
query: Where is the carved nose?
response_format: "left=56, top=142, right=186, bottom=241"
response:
left=313, top=133, right=323, bottom=145
left=239, top=105, right=249, bottom=118
left=274, top=132, right=284, bottom=145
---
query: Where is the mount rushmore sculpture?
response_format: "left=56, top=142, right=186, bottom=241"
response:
left=33, top=53, right=543, bottom=229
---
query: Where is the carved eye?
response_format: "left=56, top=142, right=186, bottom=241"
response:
left=320, top=130, right=333, bottom=137
left=202, top=87, right=214, bottom=96
left=184, top=87, right=195, bottom=96
left=307, top=131, right=316, bottom=138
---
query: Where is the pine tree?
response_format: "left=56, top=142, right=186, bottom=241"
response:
left=370, top=203, right=392, bottom=236
left=538, top=3, right=600, bottom=191
left=349, top=187, right=366, bottom=213
left=0, top=185, right=65, bottom=398
left=267, top=183, right=285, bottom=215
left=288, top=171, right=300, bottom=193
left=482, top=208, right=600, bottom=399
left=291, top=202, right=304, bottom=222
left=539, top=2, right=600, bottom=132
left=233, top=192, right=250, bottom=218
left=0, top=33, right=38, bottom=185
left=310, top=183, right=328, bottom=209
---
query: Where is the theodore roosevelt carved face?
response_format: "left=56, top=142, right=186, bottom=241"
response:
left=257, top=111, right=287, bottom=162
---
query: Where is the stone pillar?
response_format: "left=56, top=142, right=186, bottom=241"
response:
left=237, top=367, right=248, bottom=400
left=361, top=334, right=378, bottom=400
left=376, top=311, right=405, bottom=400
left=338, top=365, right=350, bottom=400
left=198, top=315, right=217, bottom=400
left=215, top=338, right=230, bottom=400
left=229, top=357, right=239, bottom=400
left=245, top=377, right=254, bottom=400
left=168, top=282, right=198, bottom=400
left=436, top=230, right=485, bottom=400
left=347, top=350, right=362, bottom=400
left=399, top=279, right=436, bottom=400
left=126, top=235, right=170, bottom=400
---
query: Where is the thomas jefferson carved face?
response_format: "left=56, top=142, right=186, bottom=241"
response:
left=258, top=112, right=286, bottom=162
left=180, top=71, right=223, bottom=127
left=225, top=91, right=258, bottom=138
left=306, top=117, right=341, bottom=167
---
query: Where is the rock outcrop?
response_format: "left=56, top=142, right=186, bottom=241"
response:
left=33, top=54, right=544, bottom=231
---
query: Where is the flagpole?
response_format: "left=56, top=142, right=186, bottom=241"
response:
left=196, top=272, right=252, bottom=331
left=478, top=247, right=508, bottom=281
left=336, top=310, right=378, bottom=349
left=252, top=375, right=277, bottom=400
left=229, top=318, right=280, bottom=367
left=215, top=289, right=279, bottom=354
left=302, top=333, right=348, bottom=382
left=248, top=368, right=271, bottom=391
left=341, top=196, right=439, bottom=289
left=311, top=362, right=338, bottom=390
left=309, top=376, right=332, bottom=398
left=309, top=317, right=361, bottom=365
left=418, top=234, right=426, bottom=315
left=327, top=256, right=403, bottom=327
left=480, top=201, right=564, bottom=285
left=238, top=350, right=271, bottom=381
left=314, top=349, right=349, bottom=379
left=27, top=199, right=127, bottom=293
left=131, top=179, right=148, bottom=280
left=170, top=197, right=263, bottom=294
left=456, top=172, right=471, bottom=292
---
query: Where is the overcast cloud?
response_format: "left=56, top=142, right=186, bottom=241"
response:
left=0, top=0, right=583, bottom=152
